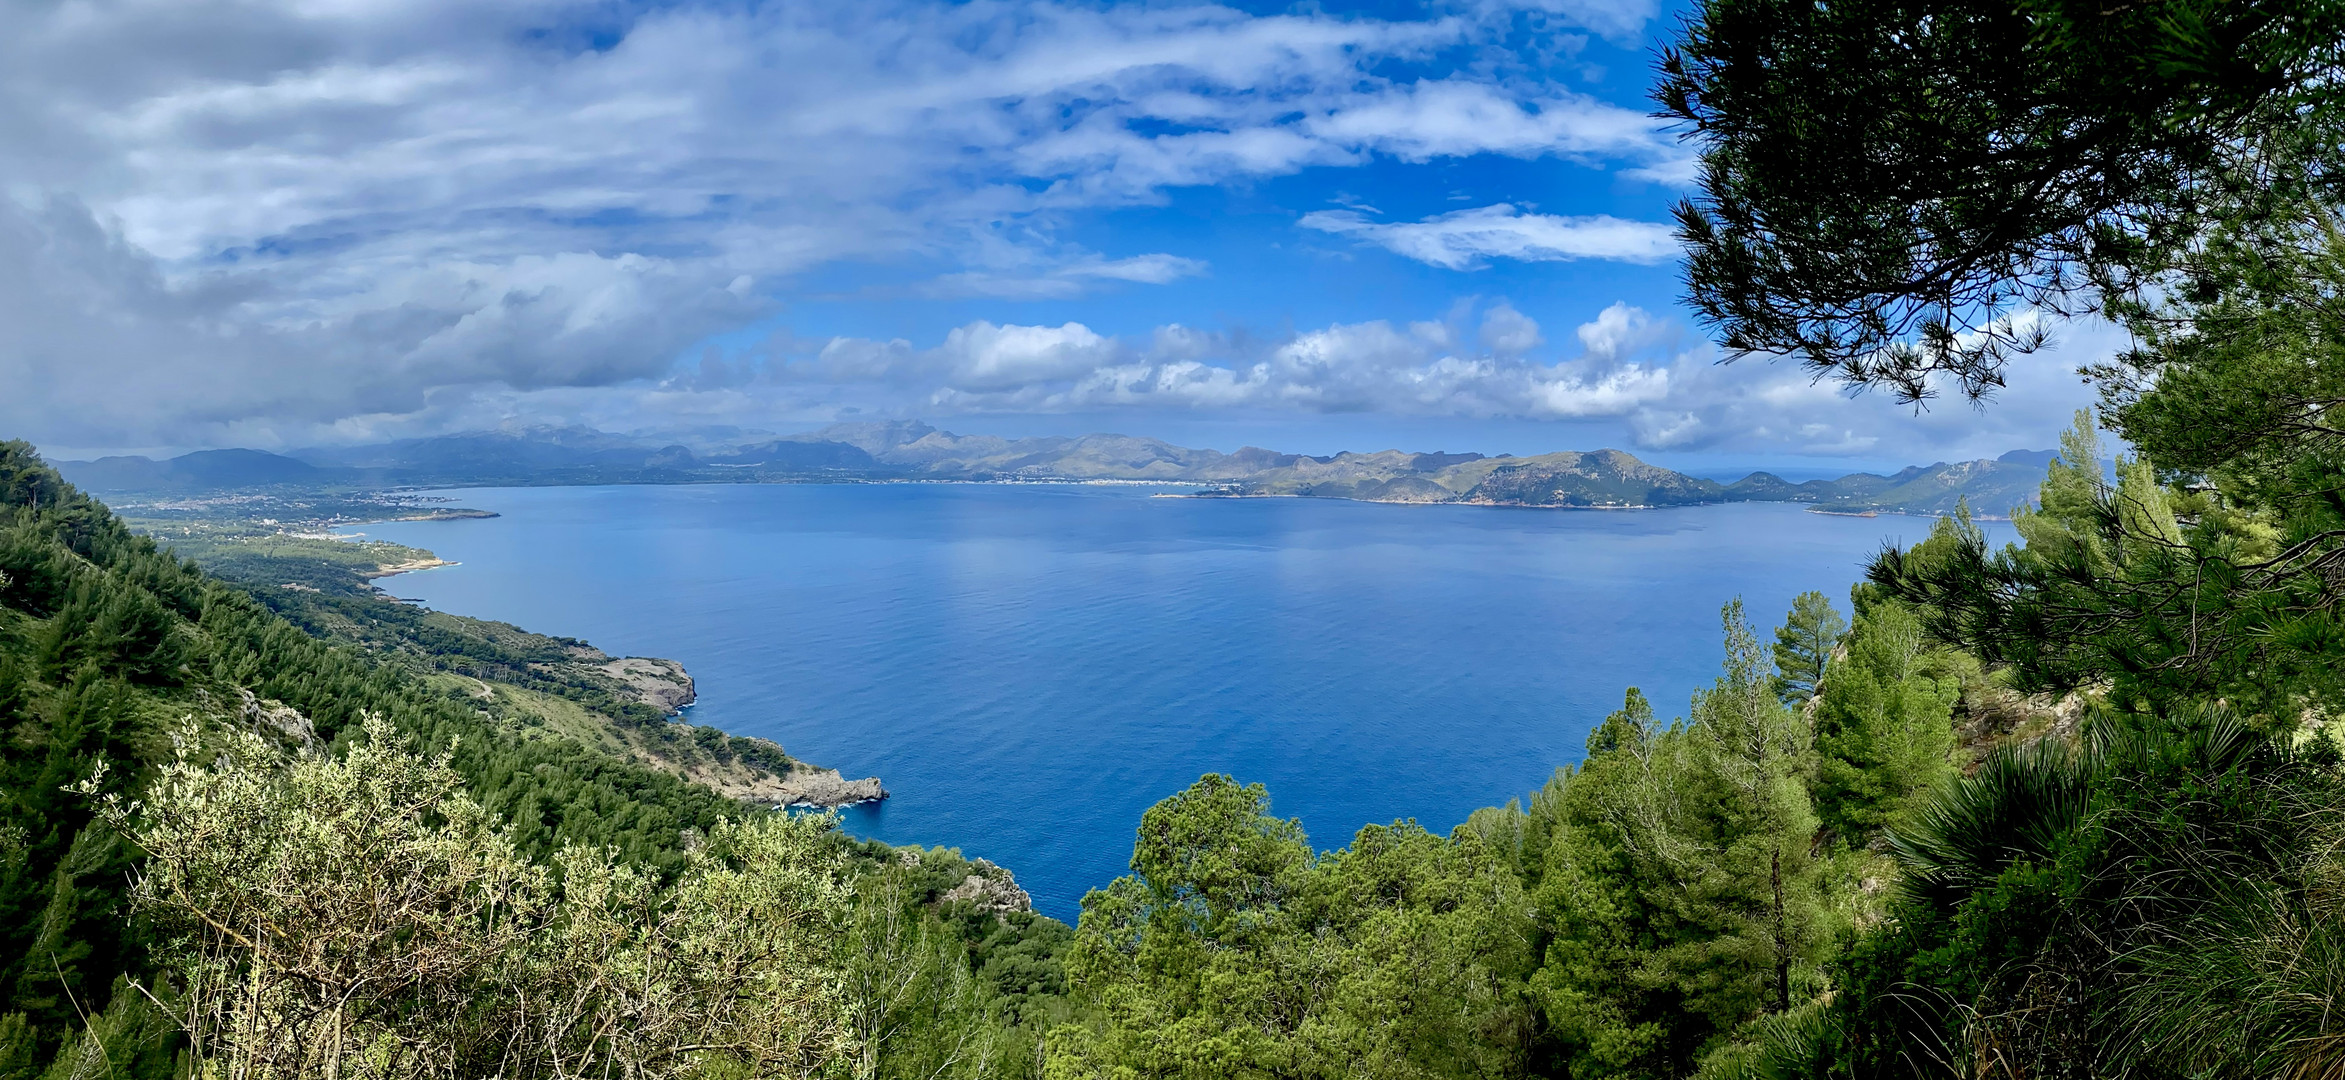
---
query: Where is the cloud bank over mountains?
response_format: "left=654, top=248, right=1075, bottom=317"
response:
left=576, top=301, right=2101, bottom=463
left=0, top=0, right=2092, bottom=459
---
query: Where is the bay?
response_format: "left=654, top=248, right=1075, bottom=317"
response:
left=366, top=483, right=2003, bottom=919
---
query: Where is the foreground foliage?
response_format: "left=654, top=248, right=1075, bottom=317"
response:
left=1048, top=776, right=1535, bottom=1078
left=108, top=718, right=854, bottom=1080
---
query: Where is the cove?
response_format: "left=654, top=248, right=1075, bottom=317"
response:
left=365, top=483, right=2002, bottom=919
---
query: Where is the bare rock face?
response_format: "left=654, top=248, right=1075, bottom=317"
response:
left=598, top=657, right=697, bottom=714
left=1955, top=684, right=2091, bottom=768
left=763, top=768, right=887, bottom=808
left=239, top=689, right=323, bottom=752
left=939, top=858, right=1033, bottom=915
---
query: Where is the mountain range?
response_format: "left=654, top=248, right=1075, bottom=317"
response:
left=54, top=422, right=2057, bottom=517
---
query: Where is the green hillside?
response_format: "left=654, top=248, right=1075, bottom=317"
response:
left=0, top=441, right=1073, bottom=1078
left=1446, top=448, right=1731, bottom=506
left=0, top=439, right=721, bottom=1058
left=1723, top=454, right=2054, bottom=517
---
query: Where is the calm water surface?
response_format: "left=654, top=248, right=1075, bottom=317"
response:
left=367, top=484, right=1996, bottom=918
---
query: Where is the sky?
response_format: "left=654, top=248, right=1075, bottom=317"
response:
left=0, top=0, right=2103, bottom=471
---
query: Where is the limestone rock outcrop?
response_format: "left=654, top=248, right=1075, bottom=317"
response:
left=939, top=858, right=1033, bottom=915
left=763, top=768, right=887, bottom=808
left=598, top=656, right=697, bottom=713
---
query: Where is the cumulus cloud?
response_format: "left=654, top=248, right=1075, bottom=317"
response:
left=694, top=303, right=1680, bottom=422
left=1575, top=301, right=1669, bottom=360
left=0, top=197, right=758, bottom=448
left=1480, top=303, right=1545, bottom=357
left=1305, top=81, right=1686, bottom=173
left=1595, top=311, right=2115, bottom=460
left=625, top=301, right=2099, bottom=465
left=0, top=0, right=1694, bottom=447
left=1301, top=204, right=1678, bottom=269
left=0, top=0, right=2093, bottom=465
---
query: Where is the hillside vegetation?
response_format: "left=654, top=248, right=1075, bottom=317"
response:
left=0, top=441, right=1073, bottom=1080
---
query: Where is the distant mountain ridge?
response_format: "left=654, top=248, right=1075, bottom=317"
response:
left=62, top=448, right=327, bottom=491
left=52, top=423, right=2057, bottom=517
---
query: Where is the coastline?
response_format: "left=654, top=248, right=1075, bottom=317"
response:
left=362, top=556, right=456, bottom=579
left=1159, top=490, right=2019, bottom=518
left=1804, top=505, right=2013, bottom=522
left=339, top=529, right=889, bottom=810
left=378, top=507, right=498, bottom=523
left=1158, top=492, right=1658, bottom=509
left=360, top=476, right=2031, bottom=520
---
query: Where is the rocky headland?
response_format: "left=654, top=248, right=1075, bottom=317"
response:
left=749, top=767, right=889, bottom=809
left=529, top=648, right=885, bottom=809
left=362, top=555, right=454, bottom=579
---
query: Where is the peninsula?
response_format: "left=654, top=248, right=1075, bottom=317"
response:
left=120, top=508, right=888, bottom=810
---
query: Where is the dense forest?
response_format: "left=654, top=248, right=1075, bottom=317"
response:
left=13, top=0, right=2345, bottom=1075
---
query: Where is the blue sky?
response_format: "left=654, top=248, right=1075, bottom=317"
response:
left=0, top=0, right=2099, bottom=469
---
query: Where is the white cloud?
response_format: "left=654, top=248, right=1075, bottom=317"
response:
left=716, top=304, right=1682, bottom=422
left=1576, top=301, right=1668, bottom=360
left=0, top=197, right=757, bottom=448
left=917, top=252, right=1209, bottom=299
left=1075, top=254, right=1208, bottom=285
left=1596, top=309, right=2115, bottom=460
left=1301, top=204, right=1678, bottom=269
left=1306, top=81, right=1678, bottom=170
left=1480, top=303, right=1545, bottom=358
left=0, top=0, right=1696, bottom=447
left=938, top=322, right=1121, bottom=392
left=622, top=302, right=2097, bottom=464
left=4, top=0, right=1672, bottom=271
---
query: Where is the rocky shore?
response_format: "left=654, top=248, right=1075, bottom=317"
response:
left=758, top=767, right=888, bottom=809
left=549, top=651, right=886, bottom=809
left=361, top=556, right=453, bottom=579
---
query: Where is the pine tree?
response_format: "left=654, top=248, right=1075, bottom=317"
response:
left=0, top=1013, right=36, bottom=1080
left=1690, top=601, right=1824, bottom=1014
left=1811, top=602, right=1958, bottom=841
left=1769, top=591, right=1845, bottom=705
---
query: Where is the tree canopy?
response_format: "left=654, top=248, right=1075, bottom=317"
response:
left=1662, top=0, right=2345, bottom=400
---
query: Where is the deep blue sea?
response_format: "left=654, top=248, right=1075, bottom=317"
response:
left=365, top=484, right=1999, bottom=919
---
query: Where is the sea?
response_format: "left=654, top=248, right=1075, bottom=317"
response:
left=365, top=483, right=2004, bottom=919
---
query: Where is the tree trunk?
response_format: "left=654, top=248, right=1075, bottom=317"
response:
left=1771, top=847, right=1790, bottom=1011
